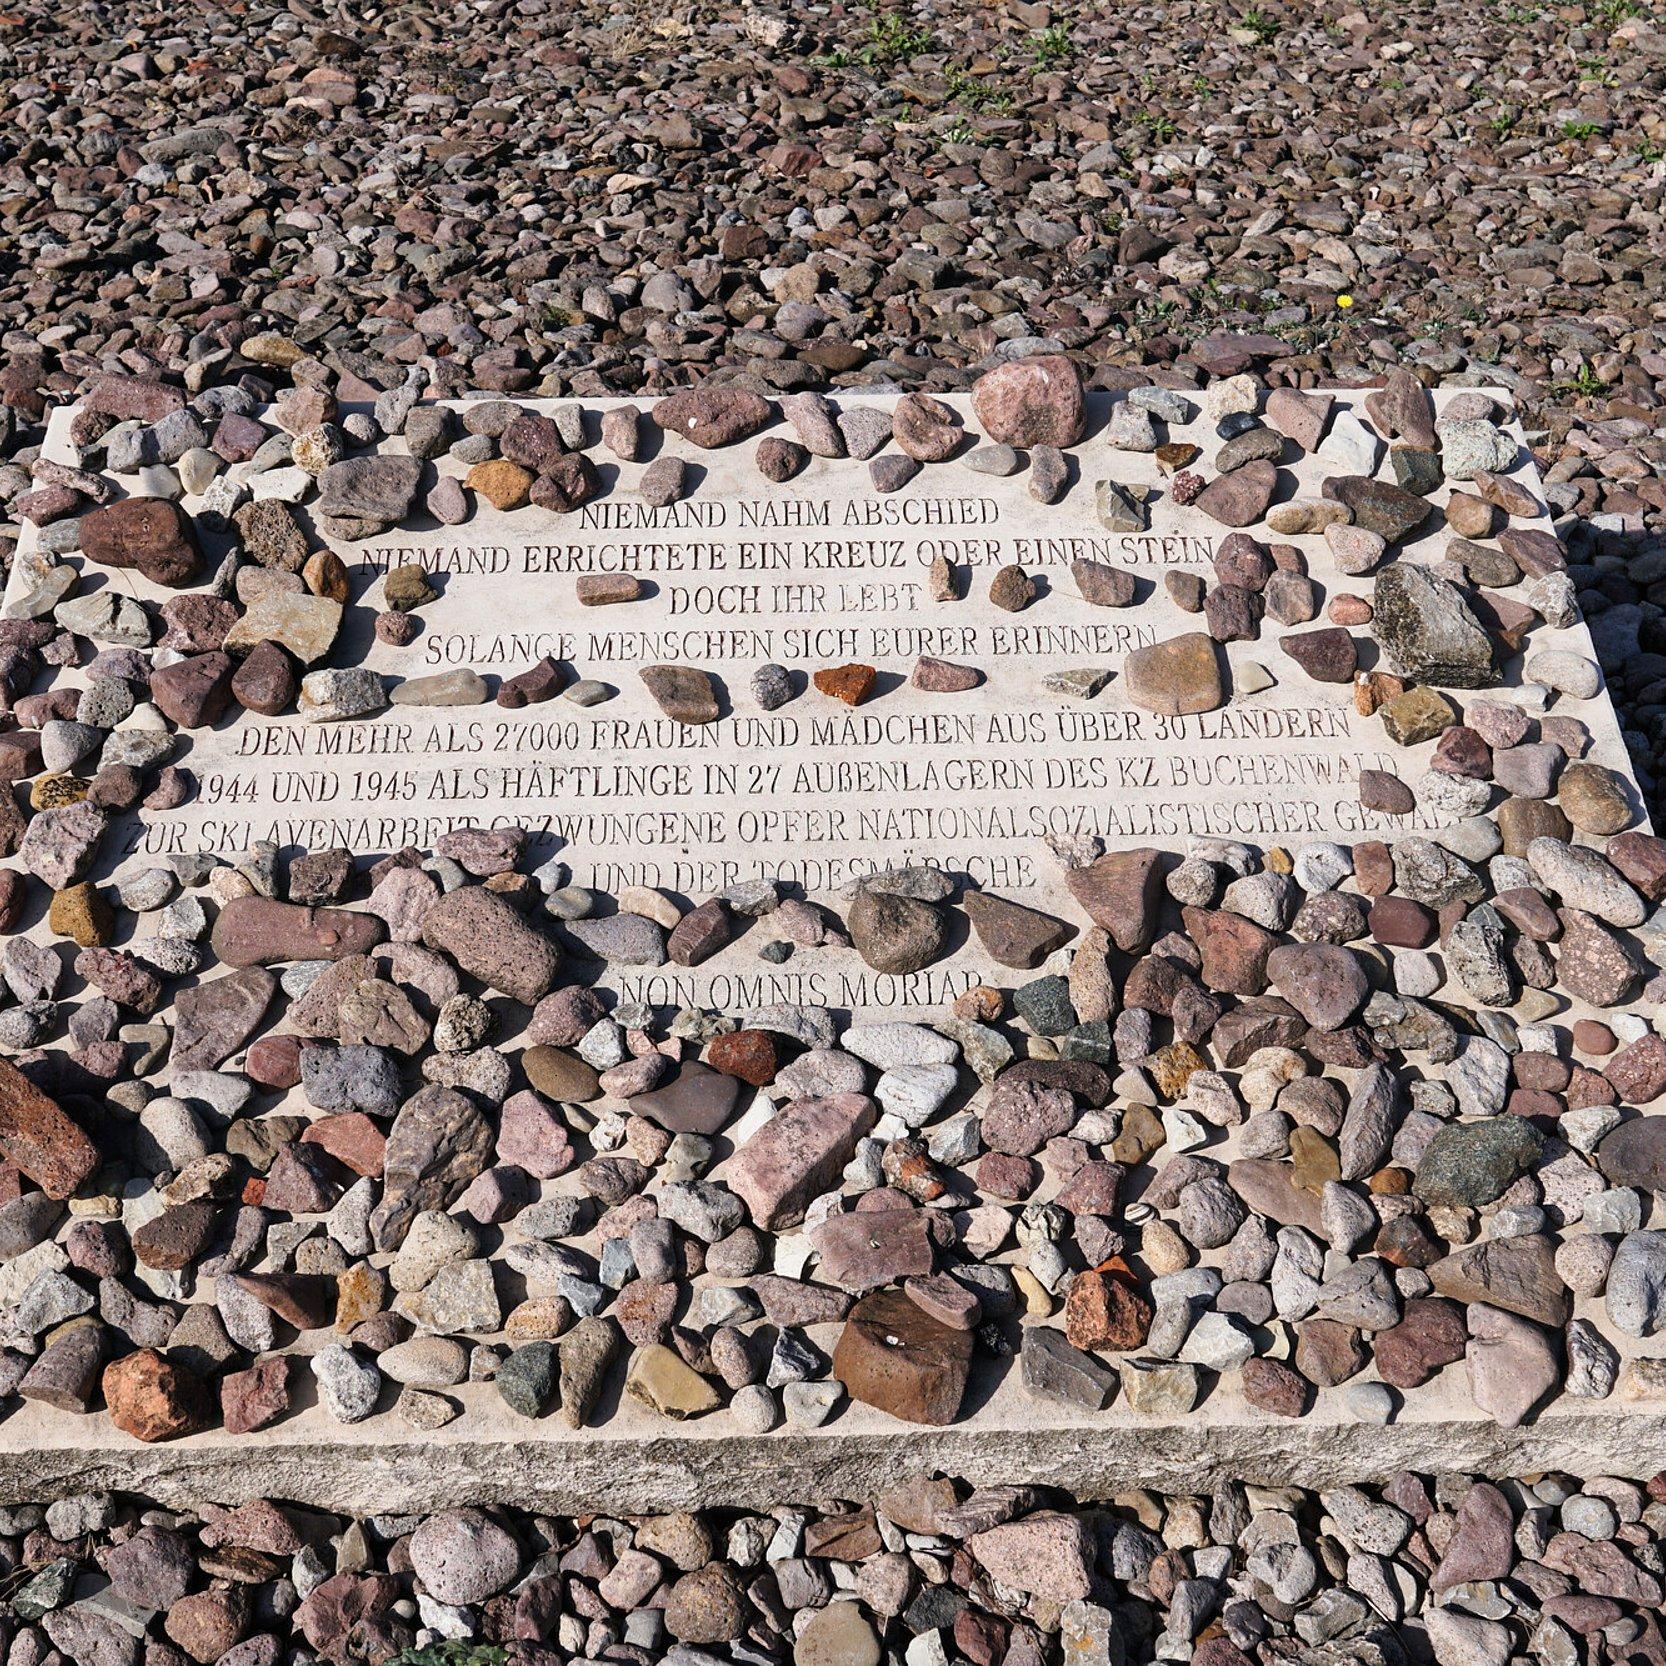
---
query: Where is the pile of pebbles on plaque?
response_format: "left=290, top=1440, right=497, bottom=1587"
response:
left=2, top=362, right=1666, bottom=1442
left=3, top=1471, right=1665, bottom=1666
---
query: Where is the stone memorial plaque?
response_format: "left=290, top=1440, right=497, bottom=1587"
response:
left=7, top=390, right=1642, bottom=1021
left=6, top=374, right=1666, bottom=1508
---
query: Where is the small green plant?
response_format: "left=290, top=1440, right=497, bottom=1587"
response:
left=1593, top=0, right=1643, bottom=21
left=1191, top=71, right=1210, bottom=92
left=1488, top=104, right=1517, bottom=136
left=942, top=117, right=976, bottom=144
left=1241, top=9, right=1282, bottom=41
left=945, top=65, right=1013, bottom=109
left=1382, top=74, right=1404, bottom=89
left=388, top=1647, right=506, bottom=1666
left=1561, top=119, right=1602, bottom=139
left=859, top=11, right=934, bottom=65
left=1553, top=361, right=1606, bottom=396
left=1032, top=23, right=1072, bottom=66
left=1131, top=110, right=1178, bottom=142
left=1638, top=139, right=1665, bottom=161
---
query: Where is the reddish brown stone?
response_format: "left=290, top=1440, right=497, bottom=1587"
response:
left=1605, top=1034, right=1666, bottom=1104
left=1431, top=724, right=1492, bottom=778
left=0, top=732, right=43, bottom=788
left=1369, top=896, right=1435, bottom=948
left=653, top=389, right=773, bottom=449
left=1507, top=1088, right=1563, bottom=1123
left=225, top=1272, right=337, bottom=1331
left=1195, top=459, right=1278, bottom=527
left=151, top=652, right=235, bottom=728
left=1195, top=1641, right=1254, bottom=1666
left=1514, top=1054, right=1571, bottom=1093
left=246, top=1035, right=304, bottom=1090
left=1182, top=906, right=1276, bottom=995
left=497, top=656, right=565, bottom=709
left=1358, top=769, right=1415, bottom=816
left=704, top=1029, right=782, bottom=1086
left=85, top=373, right=187, bottom=422
left=814, top=1206, right=933, bottom=1289
left=1375, top=1297, right=1468, bottom=1389
left=970, top=354, right=1085, bottom=448
left=575, top=573, right=644, bottom=606
left=1241, top=1357, right=1310, bottom=1417
left=953, top=1610, right=1012, bottom=1666
left=832, top=1287, right=973, bottom=1425
left=1063, top=848, right=1164, bottom=953
left=375, top=610, right=420, bottom=647
left=211, top=897, right=386, bottom=966
left=1494, top=887, right=1561, bottom=940
left=302, top=1111, right=387, bottom=1175
left=295, top=1573, right=403, bottom=1661
left=220, top=1355, right=294, bottom=1435
left=1573, top=1019, right=1616, bottom=1056
left=812, top=663, right=877, bottom=706
left=231, top=641, right=298, bottom=716
left=1375, top=1214, right=1443, bottom=1269
left=80, top=497, right=200, bottom=587
left=132, top=1204, right=219, bottom=1270
left=0, top=870, right=23, bottom=933
left=911, top=656, right=982, bottom=692
left=976, top=1151, right=1038, bottom=1199
left=0, top=1056, right=99, bottom=1199
left=1281, top=626, right=1357, bottom=682
left=667, top=897, right=731, bottom=966
left=1567, top=1064, right=1618, bottom=1110
left=531, top=453, right=598, bottom=513
left=165, top=1585, right=251, bottom=1664
left=1295, top=1318, right=1367, bottom=1386
left=1609, top=831, right=1666, bottom=900
left=964, top=891, right=1075, bottom=969
left=1353, top=840, right=1394, bottom=896
left=892, top=392, right=963, bottom=461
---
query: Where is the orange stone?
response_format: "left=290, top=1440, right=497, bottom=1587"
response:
left=1353, top=669, right=1406, bottom=717
left=302, top=549, right=350, bottom=602
left=467, top=457, right=534, bottom=511
left=812, top=663, right=878, bottom=706
left=1063, top=1258, right=1152, bottom=1352
left=953, top=984, right=1005, bottom=1022
left=102, top=1348, right=210, bottom=1442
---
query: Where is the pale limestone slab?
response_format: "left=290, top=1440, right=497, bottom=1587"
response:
left=0, top=1354, right=1664, bottom=1513
left=7, top=390, right=1643, bottom=1021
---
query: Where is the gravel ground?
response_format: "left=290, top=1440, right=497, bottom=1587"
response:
left=5, top=0, right=1666, bottom=1645
left=1, top=1471, right=1663, bottom=1664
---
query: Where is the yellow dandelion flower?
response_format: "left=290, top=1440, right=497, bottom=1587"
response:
left=1336, top=293, right=1354, bottom=309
